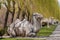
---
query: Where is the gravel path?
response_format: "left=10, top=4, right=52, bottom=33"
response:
left=46, top=24, right=60, bottom=40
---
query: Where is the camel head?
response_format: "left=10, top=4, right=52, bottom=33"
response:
left=33, top=13, right=43, bottom=21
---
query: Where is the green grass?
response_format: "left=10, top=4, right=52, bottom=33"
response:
left=0, top=38, right=46, bottom=40
left=37, top=25, right=57, bottom=37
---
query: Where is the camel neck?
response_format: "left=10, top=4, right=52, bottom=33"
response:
left=33, top=16, right=40, bottom=32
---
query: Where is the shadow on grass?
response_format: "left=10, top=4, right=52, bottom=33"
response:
left=0, top=38, right=5, bottom=40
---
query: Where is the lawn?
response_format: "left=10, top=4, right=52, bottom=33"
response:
left=37, top=25, right=57, bottom=37
left=0, top=38, right=46, bottom=40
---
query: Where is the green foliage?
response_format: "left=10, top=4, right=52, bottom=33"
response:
left=1, top=0, right=60, bottom=20
left=0, top=29, right=5, bottom=36
left=37, top=25, right=57, bottom=36
left=32, top=0, right=60, bottom=19
left=0, top=26, right=8, bottom=36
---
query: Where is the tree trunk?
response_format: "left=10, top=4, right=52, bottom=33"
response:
left=0, top=2, right=1, bottom=9
left=4, top=9, right=9, bottom=33
left=11, top=11, right=15, bottom=23
left=11, top=1, right=15, bottom=23
left=27, top=9, right=30, bottom=21
left=21, top=10, right=26, bottom=21
left=16, top=7, right=21, bottom=19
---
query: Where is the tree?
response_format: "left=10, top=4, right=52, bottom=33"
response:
left=16, top=5, right=21, bottom=19
left=16, top=0, right=21, bottom=19
left=11, top=0, right=15, bottom=23
left=0, top=2, right=1, bottom=9
left=3, top=0, right=11, bottom=33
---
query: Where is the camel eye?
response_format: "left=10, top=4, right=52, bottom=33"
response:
left=37, top=18, right=39, bottom=20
